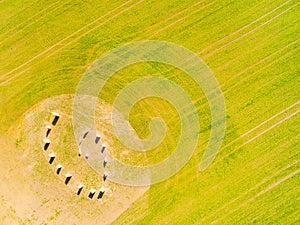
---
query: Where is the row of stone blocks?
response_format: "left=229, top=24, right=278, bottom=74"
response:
left=43, top=112, right=107, bottom=200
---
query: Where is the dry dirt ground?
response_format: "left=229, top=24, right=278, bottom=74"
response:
left=0, top=94, right=149, bottom=224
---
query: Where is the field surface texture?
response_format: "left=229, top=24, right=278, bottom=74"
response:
left=0, top=0, right=299, bottom=224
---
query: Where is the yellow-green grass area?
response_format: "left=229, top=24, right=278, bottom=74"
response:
left=0, top=0, right=299, bottom=224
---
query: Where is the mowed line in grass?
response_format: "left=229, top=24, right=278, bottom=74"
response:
left=0, top=0, right=188, bottom=86
left=197, top=0, right=293, bottom=55
left=190, top=39, right=299, bottom=106
left=145, top=0, right=207, bottom=33
left=0, top=1, right=296, bottom=223
left=189, top=105, right=298, bottom=221
left=110, top=54, right=299, bottom=222
left=222, top=41, right=299, bottom=95
left=0, top=0, right=60, bottom=37
left=0, top=0, right=298, bottom=158
left=0, top=0, right=67, bottom=45
left=0, top=0, right=214, bottom=87
left=1, top=0, right=296, bottom=165
left=0, top=0, right=295, bottom=86
left=0, top=67, right=31, bottom=86
left=123, top=0, right=297, bottom=95
left=5, top=0, right=214, bottom=78
left=213, top=108, right=300, bottom=166
left=44, top=0, right=146, bottom=60
left=0, top=0, right=139, bottom=80
left=106, top=0, right=295, bottom=65
left=152, top=0, right=294, bottom=49
left=198, top=156, right=300, bottom=223
left=220, top=100, right=299, bottom=152
left=0, top=0, right=294, bottom=90
left=177, top=45, right=298, bottom=150
left=111, top=112, right=299, bottom=224
left=159, top=0, right=298, bottom=92
left=0, top=0, right=296, bottom=153
left=196, top=99, right=299, bottom=170
left=171, top=117, right=299, bottom=224
left=0, top=0, right=209, bottom=78
left=144, top=0, right=297, bottom=64
left=243, top=110, right=300, bottom=145
left=157, top=53, right=299, bottom=193
left=126, top=31, right=298, bottom=115
left=211, top=167, right=300, bottom=224
left=202, top=1, right=300, bottom=58
left=149, top=1, right=215, bottom=37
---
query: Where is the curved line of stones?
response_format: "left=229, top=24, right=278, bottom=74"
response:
left=42, top=112, right=108, bottom=200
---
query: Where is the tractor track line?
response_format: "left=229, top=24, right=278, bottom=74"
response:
left=0, top=1, right=74, bottom=46
left=146, top=0, right=207, bottom=33
left=0, top=1, right=60, bottom=40
left=150, top=1, right=214, bottom=37
left=211, top=168, right=300, bottom=224
left=217, top=109, right=300, bottom=164
left=202, top=2, right=299, bottom=58
left=0, top=0, right=137, bottom=80
left=199, top=153, right=300, bottom=223
left=197, top=0, right=293, bottom=55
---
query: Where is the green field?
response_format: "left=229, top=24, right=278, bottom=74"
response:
left=0, top=0, right=299, bottom=224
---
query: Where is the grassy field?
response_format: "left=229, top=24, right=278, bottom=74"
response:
left=0, top=0, right=299, bottom=224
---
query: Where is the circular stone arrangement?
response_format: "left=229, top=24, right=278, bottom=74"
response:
left=41, top=111, right=109, bottom=200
